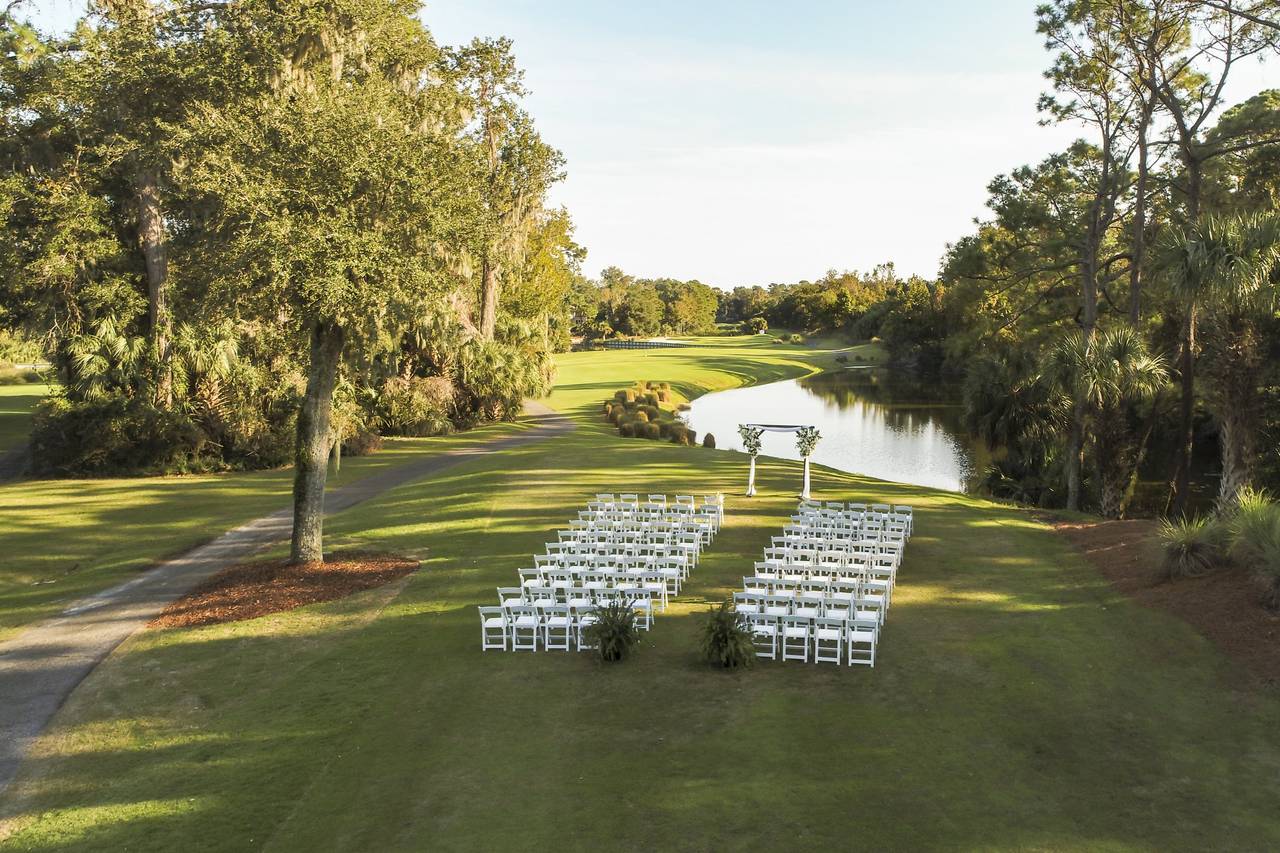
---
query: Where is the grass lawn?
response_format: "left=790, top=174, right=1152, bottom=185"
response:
left=3, top=333, right=1279, bottom=850
left=0, top=384, right=50, bottom=455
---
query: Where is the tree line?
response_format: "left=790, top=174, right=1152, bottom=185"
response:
left=933, top=0, right=1280, bottom=519
left=1, top=0, right=583, bottom=561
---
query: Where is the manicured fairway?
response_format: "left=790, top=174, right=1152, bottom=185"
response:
left=0, top=384, right=50, bottom=455
left=2, top=335, right=1279, bottom=850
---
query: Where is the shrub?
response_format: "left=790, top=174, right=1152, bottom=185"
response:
left=0, top=366, right=42, bottom=385
left=642, top=393, right=659, bottom=407
left=641, top=422, right=661, bottom=440
left=788, top=333, right=804, bottom=344
left=1229, top=489, right=1280, bottom=608
left=1158, top=516, right=1225, bottom=579
left=703, top=433, right=716, bottom=449
left=668, top=424, right=688, bottom=444
left=658, top=421, right=674, bottom=438
left=30, top=396, right=212, bottom=476
left=614, top=389, right=628, bottom=403
left=742, top=316, right=768, bottom=334
left=639, top=405, right=660, bottom=421
left=342, top=430, right=383, bottom=457
left=699, top=599, right=755, bottom=669
left=684, top=428, right=697, bottom=446
left=582, top=599, right=641, bottom=662
left=602, top=400, right=613, bottom=413
left=835, top=354, right=849, bottom=364
left=378, top=376, right=454, bottom=437
left=608, top=407, right=624, bottom=425
left=618, top=421, right=637, bottom=438
left=632, top=410, right=649, bottom=424
left=622, top=389, right=636, bottom=403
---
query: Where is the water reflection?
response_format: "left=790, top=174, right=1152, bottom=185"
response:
left=681, top=368, right=988, bottom=492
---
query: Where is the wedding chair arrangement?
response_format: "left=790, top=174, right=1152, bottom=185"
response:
left=480, top=493, right=725, bottom=652
left=734, top=499, right=914, bottom=667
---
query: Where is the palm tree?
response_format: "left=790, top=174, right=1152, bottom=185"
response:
left=1163, top=213, right=1280, bottom=509
left=1040, top=327, right=1168, bottom=517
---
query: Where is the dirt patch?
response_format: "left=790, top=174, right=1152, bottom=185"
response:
left=1054, top=519, right=1280, bottom=687
left=150, top=553, right=418, bottom=629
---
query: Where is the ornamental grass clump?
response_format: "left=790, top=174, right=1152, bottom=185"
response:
left=1229, top=488, right=1280, bottom=609
left=1157, top=516, right=1226, bottom=579
left=582, top=599, right=641, bottom=662
left=700, top=599, right=754, bottom=669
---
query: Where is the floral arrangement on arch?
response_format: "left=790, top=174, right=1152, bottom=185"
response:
left=737, top=425, right=764, bottom=457
left=795, top=426, right=821, bottom=458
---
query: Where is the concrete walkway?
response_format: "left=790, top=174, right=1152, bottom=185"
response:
left=0, top=403, right=573, bottom=794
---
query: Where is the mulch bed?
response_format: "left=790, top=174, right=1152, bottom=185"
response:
left=1054, top=518, right=1280, bottom=687
left=150, top=553, right=418, bottom=629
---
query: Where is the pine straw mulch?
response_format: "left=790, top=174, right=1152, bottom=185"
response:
left=1053, top=518, right=1280, bottom=688
left=150, top=553, right=418, bottom=629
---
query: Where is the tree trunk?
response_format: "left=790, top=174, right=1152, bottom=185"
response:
left=1065, top=405, right=1085, bottom=512
left=1128, top=98, right=1154, bottom=325
left=291, top=320, right=346, bottom=564
left=480, top=258, right=499, bottom=340
left=1217, top=400, right=1254, bottom=511
left=1168, top=157, right=1203, bottom=517
left=1168, top=305, right=1197, bottom=517
left=135, top=168, right=172, bottom=408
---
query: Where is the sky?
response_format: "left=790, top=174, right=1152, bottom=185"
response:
left=22, top=0, right=1280, bottom=286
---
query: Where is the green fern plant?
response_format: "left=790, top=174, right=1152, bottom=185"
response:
left=699, top=599, right=755, bottom=669
left=582, top=600, right=641, bottom=662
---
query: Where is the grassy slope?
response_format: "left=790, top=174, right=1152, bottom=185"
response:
left=0, top=384, right=50, bottom=455
left=3, top=334, right=1279, bottom=850
left=0, top=422, right=529, bottom=642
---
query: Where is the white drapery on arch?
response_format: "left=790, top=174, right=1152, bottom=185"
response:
left=739, top=423, right=818, bottom=499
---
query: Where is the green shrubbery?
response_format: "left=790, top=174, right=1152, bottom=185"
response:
left=582, top=599, right=641, bottom=662
left=700, top=599, right=755, bottom=668
left=377, top=376, right=454, bottom=437
left=31, top=396, right=215, bottom=476
left=1156, top=489, right=1280, bottom=611
left=1158, top=516, right=1226, bottom=579
left=742, top=316, right=768, bottom=334
left=703, top=433, right=716, bottom=449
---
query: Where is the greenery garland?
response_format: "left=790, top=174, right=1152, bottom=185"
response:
left=796, top=426, right=821, bottom=458
left=737, top=425, right=764, bottom=457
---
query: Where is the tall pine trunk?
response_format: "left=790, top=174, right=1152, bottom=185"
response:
left=291, top=320, right=346, bottom=564
left=135, top=168, right=172, bottom=408
left=480, top=258, right=499, bottom=340
left=1168, top=158, right=1203, bottom=517
left=1128, top=96, right=1154, bottom=325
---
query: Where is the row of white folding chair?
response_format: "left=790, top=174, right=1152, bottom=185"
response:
left=564, top=519, right=713, bottom=543
left=555, top=531, right=704, bottom=558
left=794, top=510, right=911, bottom=538
left=752, top=561, right=897, bottom=592
left=537, top=565, right=682, bottom=598
left=505, top=580, right=666, bottom=614
left=742, top=575, right=890, bottom=612
left=744, top=612, right=877, bottom=666
left=481, top=603, right=613, bottom=652
left=500, top=588, right=656, bottom=627
left=760, top=545, right=901, bottom=567
left=733, top=588, right=885, bottom=626
left=541, top=547, right=695, bottom=575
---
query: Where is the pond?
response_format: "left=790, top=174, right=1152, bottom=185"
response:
left=680, top=368, right=991, bottom=493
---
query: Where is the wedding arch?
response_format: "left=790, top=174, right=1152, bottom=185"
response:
left=737, top=424, right=822, bottom=499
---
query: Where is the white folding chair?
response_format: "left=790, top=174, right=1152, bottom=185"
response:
left=812, top=616, right=844, bottom=664
left=508, top=604, right=539, bottom=651
left=479, top=606, right=508, bottom=651
left=781, top=615, right=810, bottom=662
left=846, top=617, right=877, bottom=667
left=749, top=613, right=779, bottom=660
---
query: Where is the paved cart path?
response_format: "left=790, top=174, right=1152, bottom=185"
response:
left=0, top=403, right=573, bottom=794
